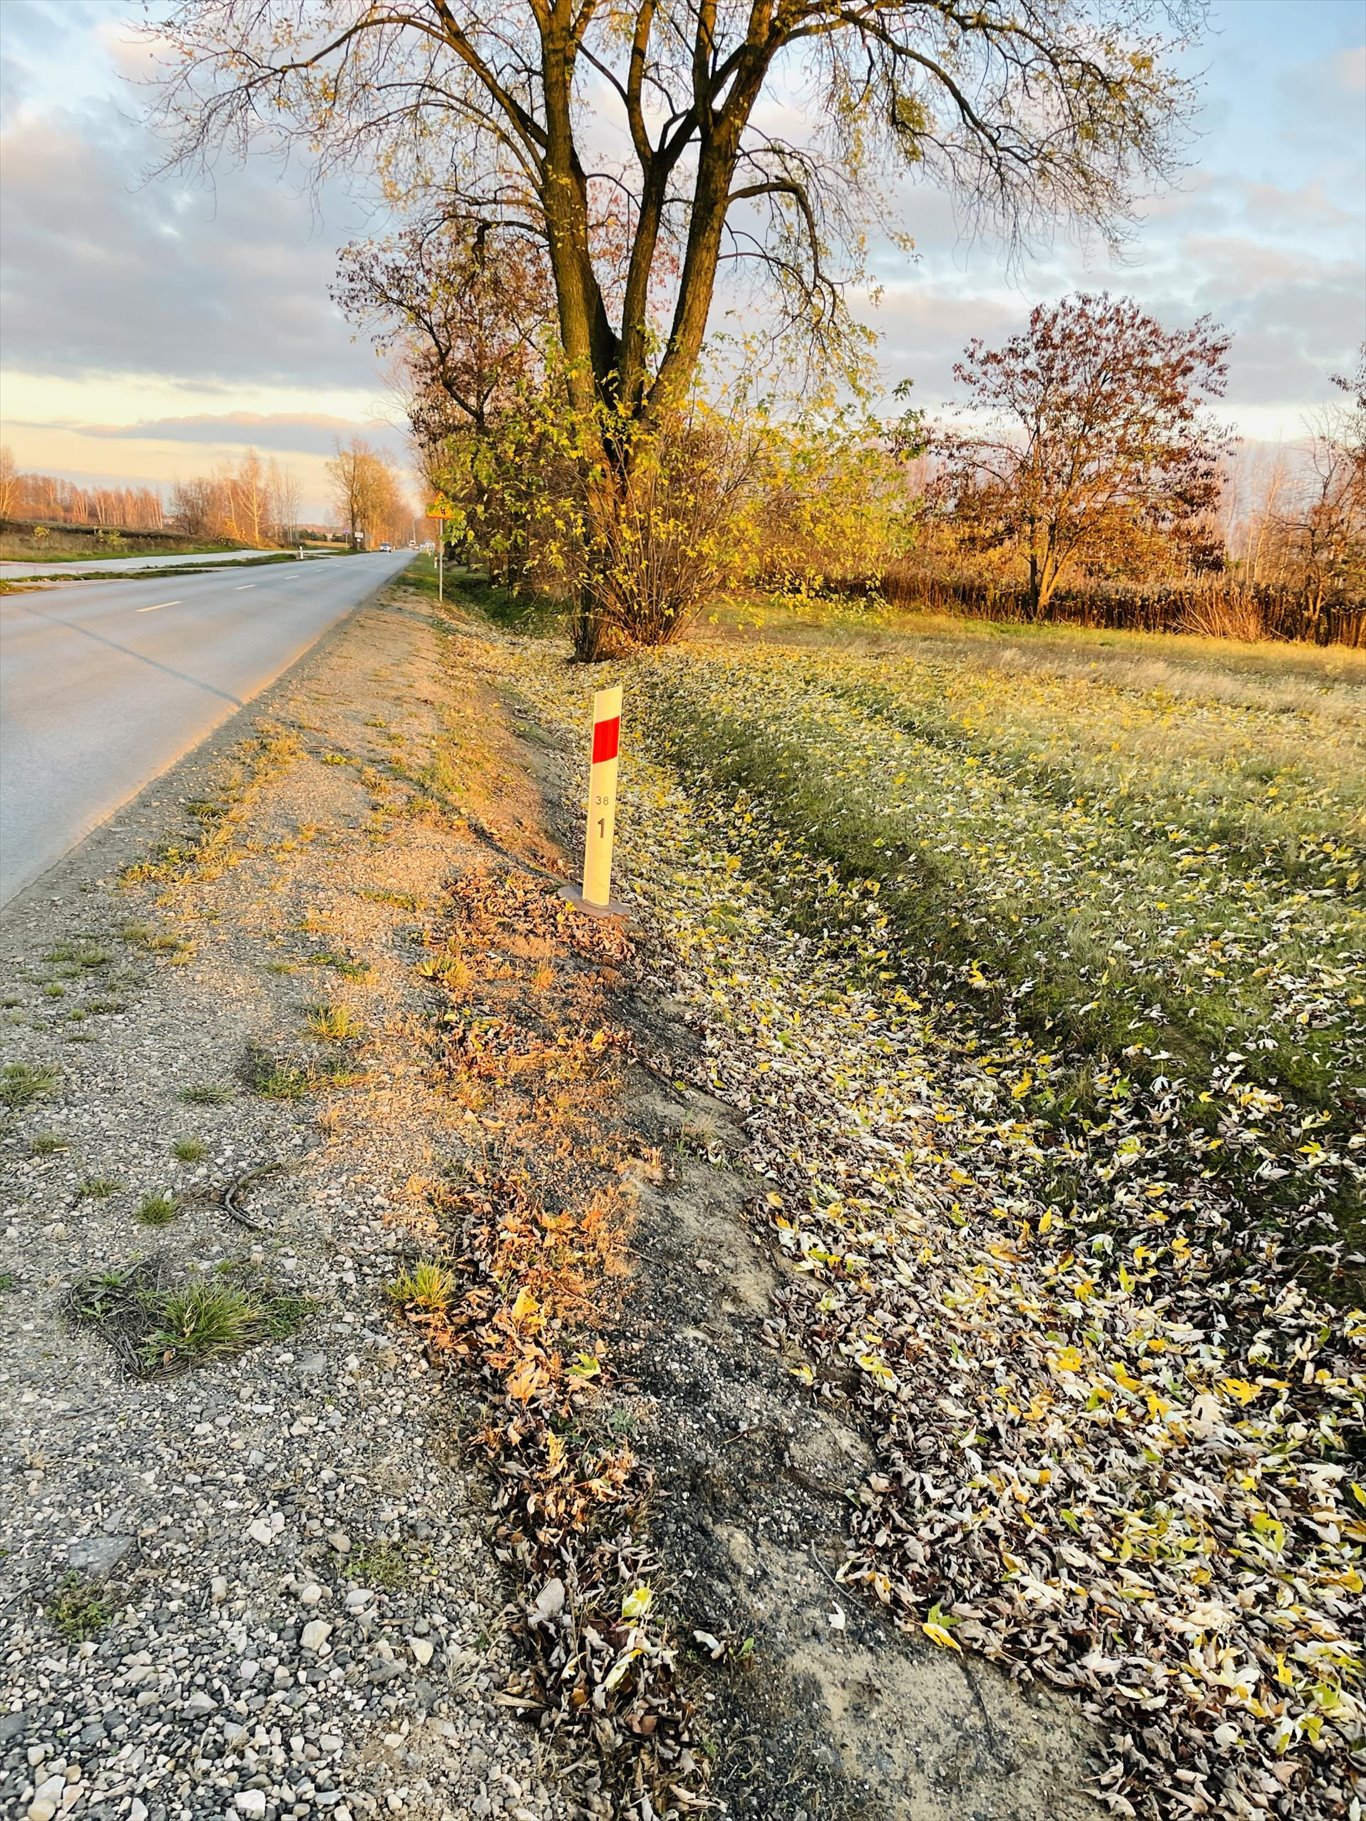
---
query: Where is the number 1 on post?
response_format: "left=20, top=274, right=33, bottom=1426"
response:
left=583, top=685, right=621, bottom=909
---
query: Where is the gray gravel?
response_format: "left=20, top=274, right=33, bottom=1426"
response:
left=0, top=594, right=561, bottom=1821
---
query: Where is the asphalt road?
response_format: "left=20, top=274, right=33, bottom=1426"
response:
left=0, top=550, right=412, bottom=906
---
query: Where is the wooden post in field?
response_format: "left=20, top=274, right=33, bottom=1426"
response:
left=560, top=685, right=624, bottom=916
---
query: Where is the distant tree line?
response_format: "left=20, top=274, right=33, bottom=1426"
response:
left=0, top=446, right=166, bottom=532
left=0, top=444, right=308, bottom=546
left=168, top=449, right=305, bottom=545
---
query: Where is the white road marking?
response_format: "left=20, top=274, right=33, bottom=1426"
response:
left=234, top=585, right=254, bottom=591
left=136, top=601, right=182, bottom=614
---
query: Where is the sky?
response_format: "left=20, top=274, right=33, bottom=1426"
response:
left=0, top=0, right=1363, bottom=520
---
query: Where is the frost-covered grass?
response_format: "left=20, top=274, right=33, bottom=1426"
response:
left=469, top=601, right=1365, bottom=1820
left=638, top=634, right=1365, bottom=1299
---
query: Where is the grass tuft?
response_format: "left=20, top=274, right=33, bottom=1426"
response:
left=29, top=1132, right=69, bottom=1156
left=304, top=950, right=370, bottom=979
left=77, top=1176, right=121, bottom=1200
left=180, top=1083, right=232, bottom=1107
left=48, top=1575, right=112, bottom=1643
left=348, top=1541, right=413, bottom=1589
left=120, top=923, right=193, bottom=959
left=242, top=1043, right=311, bottom=1101
left=135, top=1193, right=178, bottom=1228
left=0, top=1062, right=60, bottom=1108
left=361, top=888, right=425, bottom=912
left=385, top=1260, right=456, bottom=1317
left=45, top=941, right=110, bottom=973
left=305, top=1002, right=366, bottom=1043
left=66, top=1257, right=314, bottom=1378
left=141, top=1280, right=256, bottom=1369
left=172, top=1137, right=206, bottom=1162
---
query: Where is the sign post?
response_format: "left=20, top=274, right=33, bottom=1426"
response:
left=560, top=685, right=624, bottom=916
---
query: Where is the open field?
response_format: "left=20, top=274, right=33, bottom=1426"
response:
left=644, top=608, right=1366, bottom=1291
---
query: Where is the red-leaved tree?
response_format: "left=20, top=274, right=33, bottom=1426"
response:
left=931, top=293, right=1232, bottom=615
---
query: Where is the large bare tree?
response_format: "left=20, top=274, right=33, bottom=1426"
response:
left=149, top=0, right=1208, bottom=652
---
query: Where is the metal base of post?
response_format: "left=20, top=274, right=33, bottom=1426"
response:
left=557, top=883, right=628, bottom=919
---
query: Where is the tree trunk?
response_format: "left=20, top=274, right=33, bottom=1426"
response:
left=1026, top=548, right=1043, bottom=621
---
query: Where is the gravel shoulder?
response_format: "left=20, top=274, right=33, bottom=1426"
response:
left=0, top=586, right=553, bottom=1821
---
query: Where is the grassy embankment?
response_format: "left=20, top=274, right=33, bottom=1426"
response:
left=0, top=528, right=263, bottom=563
left=408, top=559, right=1365, bottom=1288
left=474, top=578, right=1365, bottom=1815
left=632, top=607, right=1365, bottom=1297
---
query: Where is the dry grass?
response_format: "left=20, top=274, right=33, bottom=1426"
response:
left=707, top=594, right=1366, bottom=716
left=305, top=1001, right=366, bottom=1043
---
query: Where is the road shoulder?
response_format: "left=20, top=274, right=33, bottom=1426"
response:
left=0, top=583, right=552, bottom=1821
left=1, top=572, right=1105, bottom=1821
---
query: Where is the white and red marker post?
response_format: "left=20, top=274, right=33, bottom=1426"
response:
left=561, top=684, right=624, bottom=914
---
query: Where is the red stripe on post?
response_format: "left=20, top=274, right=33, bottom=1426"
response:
left=591, top=715, right=620, bottom=764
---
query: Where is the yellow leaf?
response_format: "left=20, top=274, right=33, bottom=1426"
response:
left=1220, top=1377, right=1260, bottom=1407
left=921, top=1621, right=962, bottom=1652
left=509, top=1287, right=540, bottom=1328
left=621, top=1584, right=653, bottom=1621
left=506, top=1356, right=547, bottom=1404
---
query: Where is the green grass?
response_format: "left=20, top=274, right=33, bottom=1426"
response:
left=47, top=1576, right=112, bottom=1643
left=44, top=941, right=111, bottom=974
left=119, top=923, right=193, bottom=958
left=0, top=1062, right=60, bottom=1108
left=135, top=1193, right=178, bottom=1228
left=77, top=1176, right=121, bottom=1200
left=303, top=950, right=371, bottom=979
left=305, top=1002, right=366, bottom=1043
left=141, top=1280, right=258, bottom=1369
left=29, top=1132, right=69, bottom=1156
left=0, top=527, right=258, bottom=562
left=252, top=1289, right=315, bottom=1339
left=385, top=1260, right=456, bottom=1316
left=361, top=889, right=425, bottom=912
left=172, top=1137, right=206, bottom=1162
left=180, top=1083, right=232, bottom=1107
left=347, top=1540, right=413, bottom=1590
left=66, top=1258, right=315, bottom=1378
left=242, top=1043, right=311, bottom=1100
left=402, top=553, right=566, bottom=635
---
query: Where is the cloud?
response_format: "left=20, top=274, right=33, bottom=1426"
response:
left=1, top=0, right=1360, bottom=471
left=1278, top=44, right=1366, bottom=158
left=0, top=94, right=381, bottom=391
left=69, top=410, right=396, bottom=456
